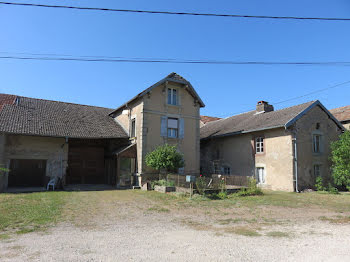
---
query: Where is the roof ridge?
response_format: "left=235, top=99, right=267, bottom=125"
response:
left=0, top=93, right=114, bottom=111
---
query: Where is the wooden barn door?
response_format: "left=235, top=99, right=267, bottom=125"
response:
left=68, top=146, right=105, bottom=184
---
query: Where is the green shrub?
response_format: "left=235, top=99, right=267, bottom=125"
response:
left=151, top=179, right=175, bottom=190
left=331, top=131, right=350, bottom=191
left=233, top=178, right=263, bottom=197
left=315, top=176, right=339, bottom=194
left=217, top=191, right=228, bottom=200
left=145, top=144, right=184, bottom=174
left=315, top=176, right=326, bottom=191
left=195, top=176, right=207, bottom=195
left=327, top=183, right=339, bottom=194
left=0, top=167, right=9, bottom=176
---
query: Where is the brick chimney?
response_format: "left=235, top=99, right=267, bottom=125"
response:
left=256, top=101, right=274, bottom=113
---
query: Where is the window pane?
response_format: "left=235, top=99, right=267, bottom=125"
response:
left=172, top=89, right=177, bottom=105
left=131, top=119, right=136, bottom=137
left=168, top=88, right=172, bottom=104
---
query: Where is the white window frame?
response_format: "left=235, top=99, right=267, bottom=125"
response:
left=167, top=88, right=177, bottom=105
left=255, top=137, right=264, bottom=154
left=256, top=167, right=266, bottom=184
left=313, top=134, right=322, bottom=153
left=167, top=118, right=178, bottom=138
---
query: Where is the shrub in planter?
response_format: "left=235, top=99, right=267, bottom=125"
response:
left=151, top=179, right=175, bottom=190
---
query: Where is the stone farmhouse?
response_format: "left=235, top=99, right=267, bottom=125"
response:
left=200, top=101, right=344, bottom=192
left=0, top=73, right=204, bottom=191
left=0, top=73, right=345, bottom=192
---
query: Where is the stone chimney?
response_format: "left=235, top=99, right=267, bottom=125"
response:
left=256, top=101, right=274, bottom=113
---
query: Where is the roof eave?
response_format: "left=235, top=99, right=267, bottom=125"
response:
left=109, top=76, right=205, bottom=115
left=284, top=100, right=345, bottom=131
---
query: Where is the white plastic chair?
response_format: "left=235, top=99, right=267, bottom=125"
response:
left=47, top=178, right=57, bottom=191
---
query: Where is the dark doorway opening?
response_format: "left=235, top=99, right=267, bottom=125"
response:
left=8, top=159, right=47, bottom=187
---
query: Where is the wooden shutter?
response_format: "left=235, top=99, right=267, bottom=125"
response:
left=179, top=118, right=185, bottom=139
left=161, top=116, right=167, bottom=137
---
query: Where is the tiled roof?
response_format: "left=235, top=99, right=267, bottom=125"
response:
left=110, top=72, right=205, bottom=114
left=329, top=105, right=350, bottom=122
left=200, top=101, right=317, bottom=139
left=0, top=95, right=128, bottom=139
left=0, top=94, right=16, bottom=111
left=200, top=115, right=221, bottom=124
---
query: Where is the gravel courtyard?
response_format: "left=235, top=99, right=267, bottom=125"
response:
left=1, top=190, right=350, bottom=261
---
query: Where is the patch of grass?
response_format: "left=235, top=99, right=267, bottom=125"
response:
left=319, top=215, right=350, bottom=224
left=147, top=206, right=170, bottom=213
left=0, top=233, right=11, bottom=240
left=226, top=226, right=261, bottom=237
left=217, top=218, right=242, bottom=225
left=266, top=231, right=291, bottom=238
left=0, top=192, right=67, bottom=235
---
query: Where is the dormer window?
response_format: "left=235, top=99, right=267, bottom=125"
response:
left=168, top=88, right=177, bottom=105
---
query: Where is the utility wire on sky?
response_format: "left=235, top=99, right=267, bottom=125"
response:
left=1, top=54, right=350, bottom=66
left=1, top=1, right=350, bottom=22
left=217, top=80, right=350, bottom=118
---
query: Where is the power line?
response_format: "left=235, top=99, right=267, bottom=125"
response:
left=272, top=80, right=350, bottom=105
left=217, top=80, right=350, bottom=117
left=1, top=55, right=350, bottom=66
left=1, top=1, right=350, bottom=22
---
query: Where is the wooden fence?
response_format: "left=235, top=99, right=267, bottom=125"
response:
left=157, top=174, right=250, bottom=188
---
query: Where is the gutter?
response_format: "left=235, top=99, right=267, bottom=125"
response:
left=292, top=133, right=299, bottom=193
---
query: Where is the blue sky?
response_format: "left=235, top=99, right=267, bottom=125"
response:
left=1, top=0, right=350, bottom=117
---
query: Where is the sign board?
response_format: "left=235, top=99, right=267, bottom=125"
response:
left=186, top=175, right=196, bottom=183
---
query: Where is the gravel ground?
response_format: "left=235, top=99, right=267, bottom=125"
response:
left=1, top=217, right=350, bottom=262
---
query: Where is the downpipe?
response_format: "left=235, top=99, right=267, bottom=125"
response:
left=292, top=135, right=299, bottom=193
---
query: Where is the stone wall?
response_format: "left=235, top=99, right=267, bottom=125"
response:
left=200, top=128, right=294, bottom=191
left=293, top=105, right=342, bottom=190
left=3, top=134, right=68, bottom=189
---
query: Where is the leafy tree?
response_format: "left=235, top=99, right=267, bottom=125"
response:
left=331, top=131, right=350, bottom=190
left=145, top=144, right=184, bottom=174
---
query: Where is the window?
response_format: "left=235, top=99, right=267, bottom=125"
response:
left=223, top=166, right=231, bottom=175
left=256, top=167, right=265, bottom=184
left=131, top=118, right=136, bottom=138
left=167, top=88, right=177, bottom=105
left=213, top=163, right=221, bottom=174
left=167, top=118, right=178, bottom=138
left=314, top=164, right=321, bottom=178
left=313, top=135, right=322, bottom=153
left=255, top=137, right=264, bottom=153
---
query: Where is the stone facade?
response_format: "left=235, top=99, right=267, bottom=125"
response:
left=113, top=81, right=202, bottom=184
left=1, top=134, right=68, bottom=190
left=201, top=104, right=343, bottom=192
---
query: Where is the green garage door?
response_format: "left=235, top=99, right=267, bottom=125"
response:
left=8, top=159, right=46, bottom=187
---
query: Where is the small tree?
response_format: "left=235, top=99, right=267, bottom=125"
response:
left=331, top=131, right=350, bottom=190
left=145, top=144, right=184, bottom=177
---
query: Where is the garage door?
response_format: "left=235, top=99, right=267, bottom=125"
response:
left=8, top=159, right=46, bottom=187
left=67, top=146, right=105, bottom=184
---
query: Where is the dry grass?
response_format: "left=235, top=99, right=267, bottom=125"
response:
left=1, top=189, right=350, bottom=239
